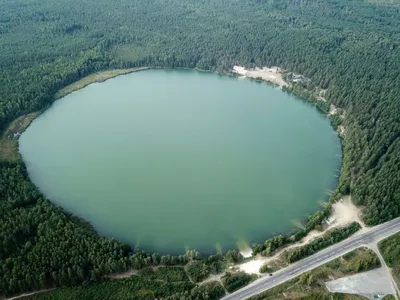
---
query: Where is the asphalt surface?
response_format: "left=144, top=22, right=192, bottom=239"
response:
left=222, top=217, right=400, bottom=300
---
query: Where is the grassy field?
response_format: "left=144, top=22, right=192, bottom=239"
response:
left=54, top=67, right=150, bottom=100
left=0, top=112, right=39, bottom=161
left=249, top=247, right=381, bottom=300
left=379, top=233, right=400, bottom=288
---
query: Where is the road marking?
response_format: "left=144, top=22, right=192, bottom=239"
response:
left=222, top=218, right=400, bottom=300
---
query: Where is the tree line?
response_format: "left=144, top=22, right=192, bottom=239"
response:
left=379, top=234, right=400, bottom=281
left=1, top=0, right=400, bottom=297
left=283, top=222, right=361, bottom=263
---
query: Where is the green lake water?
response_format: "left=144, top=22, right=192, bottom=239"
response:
left=19, top=69, right=341, bottom=254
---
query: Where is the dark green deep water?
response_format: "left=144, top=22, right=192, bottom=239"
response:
left=19, top=69, right=341, bottom=254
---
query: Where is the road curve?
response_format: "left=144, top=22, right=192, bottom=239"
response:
left=223, top=217, right=400, bottom=300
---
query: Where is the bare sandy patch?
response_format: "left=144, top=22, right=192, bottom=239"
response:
left=237, top=196, right=364, bottom=275
left=338, top=125, right=346, bottom=136
left=327, top=196, right=365, bottom=229
left=325, top=267, right=394, bottom=296
left=233, top=66, right=288, bottom=87
left=329, top=104, right=338, bottom=116
left=316, top=95, right=327, bottom=103
left=200, top=274, right=225, bottom=285
left=238, top=257, right=268, bottom=275
left=317, top=95, right=337, bottom=116
left=5, top=288, right=55, bottom=300
left=301, top=230, right=326, bottom=244
left=237, top=240, right=253, bottom=258
left=105, top=269, right=138, bottom=279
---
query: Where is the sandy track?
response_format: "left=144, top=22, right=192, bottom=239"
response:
left=233, top=66, right=288, bottom=87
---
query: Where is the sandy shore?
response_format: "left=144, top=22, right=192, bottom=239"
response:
left=238, top=196, right=364, bottom=275
left=329, top=104, right=338, bottom=116
left=233, top=66, right=288, bottom=87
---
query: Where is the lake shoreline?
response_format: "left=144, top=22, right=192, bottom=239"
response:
left=54, top=67, right=153, bottom=100
left=232, top=65, right=288, bottom=87
left=20, top=68, right=341, bottom=256
left=55, top=66, right=216, bottom=101
left=3, top=65, right=287, bottom=162
left=8, top=66, right=346, bottom=258
left=2, top=65, right=355, bottom=300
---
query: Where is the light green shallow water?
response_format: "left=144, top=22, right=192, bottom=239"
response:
left=19, top=69, right=341, bottom=254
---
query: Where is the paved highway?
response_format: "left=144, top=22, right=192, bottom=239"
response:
left=223, top=217, right=400, bottom=300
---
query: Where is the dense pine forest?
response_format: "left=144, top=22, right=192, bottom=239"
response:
left=1, top=0, right=400, bottom=297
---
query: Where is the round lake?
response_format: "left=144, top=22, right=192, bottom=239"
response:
left=19, top=69, right=341, bottom=254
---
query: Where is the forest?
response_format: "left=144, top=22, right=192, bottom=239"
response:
left=23, top=267, right=224, bottom=300
left=1, top=0, right=400, bottom=298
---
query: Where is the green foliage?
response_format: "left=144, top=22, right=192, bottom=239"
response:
left=379, top=234, right=400, bottom=268
left=298, top=272, right=315, bottom=286
left=379, top=234, right=400, bottom=279
left=0, top=162, right=131, bottom=296
left=135, top=267, right=190, bottom=283
left=25, top=270, right=195, bottom=300
left=325, top=259, right=342, bottom=269
left=155, top=267, right=189, bottom=282
left=25, top=267, right=224, bottom=300
left=169, top=281, right=226, bottom=300
left=330, top=248, right=381, bottom=273
left=259, top=263, right=269, bottom=274
left=1, top=0, right=400, bottom=297
left=284, top=84, right=330, bottom=113
left=204, top=253, right=227, bottom=275
left=224, top=250, right=244, bottom=264
left=0, top=0, right=399, bottom=231
left=330, top=113, right=343, bottom=130
left=332, top=248, right=381, bottom=274
left=223, top=272, right=255, bottom=293
left=253, top=206, right=333, bottom=256
left=186, top=262, right=211, bottom=283
left=131, top=250, right=190, bottom=269
left=349, top=255, right=380, bottom=273
left=284, top=222, right=361, bottom=263
left=253, top=235, right=289, bottom=256
left=342, top=251, right=357, bottom=260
